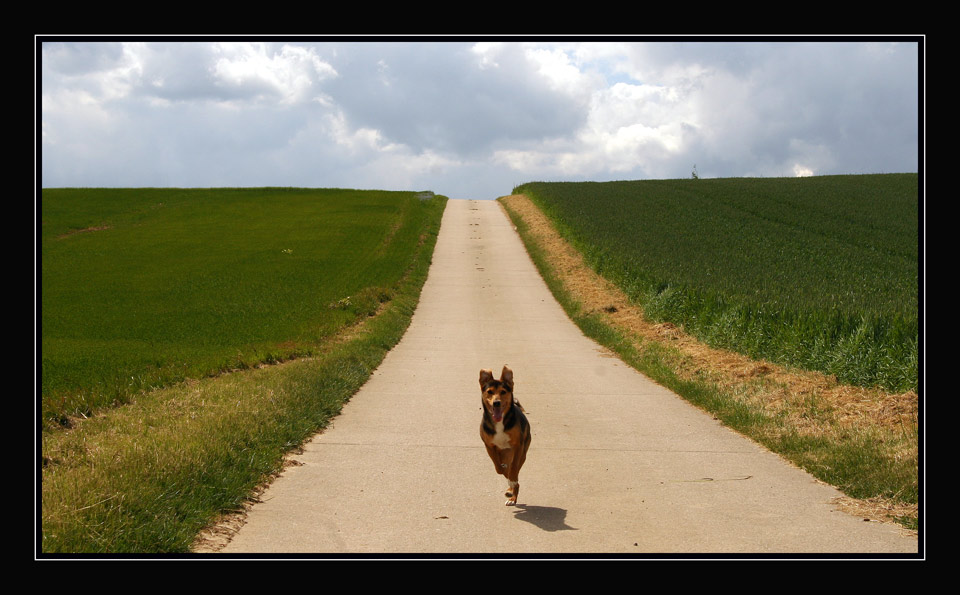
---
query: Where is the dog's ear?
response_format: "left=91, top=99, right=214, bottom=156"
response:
left=500, top=365, right=513, bottom=389
left=479, top=369, right=494, bottom=388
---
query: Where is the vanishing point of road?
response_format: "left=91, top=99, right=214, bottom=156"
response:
left=217, top=199, right=918, bottom=556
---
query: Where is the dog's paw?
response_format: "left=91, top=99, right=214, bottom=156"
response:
left=503, top=480, right=518, bottom=505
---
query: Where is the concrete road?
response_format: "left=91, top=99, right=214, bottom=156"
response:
left=218, top=199, right=918, bottom=556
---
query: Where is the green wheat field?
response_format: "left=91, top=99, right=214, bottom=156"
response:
left=514, top=174, right=919, bottom=392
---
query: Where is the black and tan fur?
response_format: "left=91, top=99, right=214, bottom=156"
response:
left=479, top=365, right=531, bottom=505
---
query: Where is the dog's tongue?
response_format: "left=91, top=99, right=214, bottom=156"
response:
left=493, top=408, right=503, bottom=422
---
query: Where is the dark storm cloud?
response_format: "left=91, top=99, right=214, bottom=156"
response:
left=692, top=42, right=918, bottom=176
left=316, top=42, right=588, bottom=156
left=42, top=41, right=126, bottom=76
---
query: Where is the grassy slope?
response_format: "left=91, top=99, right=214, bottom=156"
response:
left=40, top=189, right=446, bottom=553
left=41, top=188, right=435, bottom=425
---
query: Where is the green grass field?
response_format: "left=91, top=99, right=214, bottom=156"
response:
left=41, top=187, right=445, bottom=425
left=514, top=175, right=919, bottom=392
left=41, top=187, right=447, bottom=552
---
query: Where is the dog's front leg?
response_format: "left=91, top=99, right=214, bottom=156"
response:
left=504, top=465, right=520, bottom=505
left=498, top=449, right=519, bottom=505
left=485, top=443, right=505, bottom=475
left=504, top=479, right=519, bottom=506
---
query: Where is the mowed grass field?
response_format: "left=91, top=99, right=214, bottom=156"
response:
left=514, top=175, right=919, bottom=392
left=41, top=187, right=447, bottom=553
left=41, top=188, right=443, bottom=426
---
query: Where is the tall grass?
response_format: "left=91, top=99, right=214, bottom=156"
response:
left=514, top=175, right=918, bottom=392
left=41, top=188, right=439, bottom=425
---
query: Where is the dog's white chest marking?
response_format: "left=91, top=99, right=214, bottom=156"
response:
left=492, top=421, right=511, bottom=449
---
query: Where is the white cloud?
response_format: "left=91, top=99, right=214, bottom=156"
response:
left=470, top=42, right=503, bottom=69
left=323, top=110, right=399, bottom=155
left=488, top=70, right=701, bottom=178
left=585, top=82, right=692, bottom=152
left=523, top=45, right=597, bottom=100
left=211, top=42, right=338, bottom=105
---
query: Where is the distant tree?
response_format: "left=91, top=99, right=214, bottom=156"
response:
left=691, top=164, right=700, bottom=180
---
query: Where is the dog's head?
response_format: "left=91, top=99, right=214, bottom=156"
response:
left=480, top=365, right=515, bottom=423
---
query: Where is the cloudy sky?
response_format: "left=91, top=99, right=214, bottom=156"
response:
left=39, top=37, right=921, bottom=199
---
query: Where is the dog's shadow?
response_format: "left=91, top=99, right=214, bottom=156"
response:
left=511, top=504, right=577, bottom=532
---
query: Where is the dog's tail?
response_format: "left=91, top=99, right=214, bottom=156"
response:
left=515, top=399, right=528, bottom=414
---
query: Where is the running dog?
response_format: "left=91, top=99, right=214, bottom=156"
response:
left=479, top=366, right=531, bottom=506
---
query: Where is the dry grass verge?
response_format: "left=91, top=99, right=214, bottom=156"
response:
left=499, top=193, right=919, bottom=531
